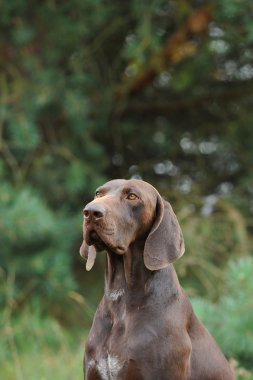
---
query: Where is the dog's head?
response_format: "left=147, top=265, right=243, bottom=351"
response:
left=80, top=179, right=184, bottom=271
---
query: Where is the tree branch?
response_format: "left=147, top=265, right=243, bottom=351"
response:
left=117, top=5, right=212, bottom=97
left=118, top=81, right=253, bottom=119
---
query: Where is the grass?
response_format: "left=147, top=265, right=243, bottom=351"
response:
left=0, top=306, right=85, bottom=380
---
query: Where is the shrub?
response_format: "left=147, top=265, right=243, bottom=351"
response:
left=192, top=256, right=253, bottom=370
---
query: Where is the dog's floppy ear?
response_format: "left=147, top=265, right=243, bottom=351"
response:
left=144, top=194, right=185, bottom=271
left=80, top=239, right=97, bottom=271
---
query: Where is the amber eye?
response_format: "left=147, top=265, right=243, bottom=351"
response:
left=127, top=193, right=139, bottom=200
left=95, top=191, right=103, bottom=198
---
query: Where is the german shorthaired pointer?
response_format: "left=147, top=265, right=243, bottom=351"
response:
left=80, top=179, right=234, bottom=380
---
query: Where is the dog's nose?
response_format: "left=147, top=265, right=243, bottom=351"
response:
left=83, top=203, right=106, bottom=221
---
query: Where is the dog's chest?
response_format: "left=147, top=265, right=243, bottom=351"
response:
left=87, top=329, right=126, bottom=380
left=86, top=290, right=127, bottom=379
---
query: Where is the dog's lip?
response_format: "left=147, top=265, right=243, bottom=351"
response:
left=85, top=228, right=126, bottom=254
left=86, top=229, right=105, bottom=249
left=89, top=230, right=101, bottom=244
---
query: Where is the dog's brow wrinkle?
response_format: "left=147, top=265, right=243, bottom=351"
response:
left=124, top=186, right=136, bottom=192
left=122, top=187, right=141, bottom=198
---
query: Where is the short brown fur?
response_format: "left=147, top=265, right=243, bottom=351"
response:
left=80, top=179, right=235, bottom=380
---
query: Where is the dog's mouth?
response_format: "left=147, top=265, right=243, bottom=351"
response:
left=88, top=230, right=107, bottom=251
left=82, top=227, right=128, bottom=271
left=86, top=228, right=125, bottom=255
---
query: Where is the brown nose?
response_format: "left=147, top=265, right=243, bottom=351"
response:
left=83, top=203, right=106, bottom=221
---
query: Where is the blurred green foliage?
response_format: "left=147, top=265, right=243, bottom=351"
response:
left=193, top=256, right=253, bottom=370
left=1, top=0, right=253, bottom=378
left=0, top=305, right=84, bottom=380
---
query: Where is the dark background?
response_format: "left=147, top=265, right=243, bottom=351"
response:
left=1, top=1, right=253, bottom=378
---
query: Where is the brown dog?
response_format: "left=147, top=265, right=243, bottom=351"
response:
left=80, top=179, right=234, bottom=380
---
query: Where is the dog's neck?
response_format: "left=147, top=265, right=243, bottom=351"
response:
left=104, top=241, right=181, bottom=304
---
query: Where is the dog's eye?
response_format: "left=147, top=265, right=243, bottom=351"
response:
left=95, top=191, right=103, bottom=198
left=127, top=193, right=139, bottom=200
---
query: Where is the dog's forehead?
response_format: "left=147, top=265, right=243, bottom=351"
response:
left=100, top=179, right=157, bottom=196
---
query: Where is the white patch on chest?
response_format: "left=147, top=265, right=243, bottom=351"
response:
left=107, top=288, right=125, bottom=302
left=91, top=354, right=123, bottom=380
left=97, top=358, right=108, bottom=380
left=108, top=355, right=122, bottom=378
left=87, top=359, right=96, bottom=370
